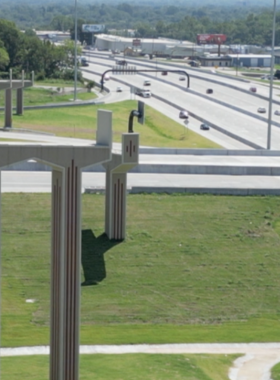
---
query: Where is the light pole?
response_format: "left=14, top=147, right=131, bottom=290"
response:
left=236, top=54, right=240, bottom=76
left=267, top=0, right=277, bottom=149
left=74, top=0, right=78, bottom=101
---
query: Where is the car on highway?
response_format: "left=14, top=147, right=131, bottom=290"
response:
left=161, top=71, right=168, bottom=76
left=261, top=75, right=277, bottom=80
left=257, top=107, right=266, bottom=113
left=275, top=110, right=280, bottom=116
left=115, top=59, right=127, bottom=65
left=200, top=123, right=210, bottom=130
left=179, top=110, right=189, bottom=119
left=116, top=86, right=123, bottom=92
left=104, top=74, right=110, bottom=81
left=143, top=80, right=151, bottom=86
left=206, top=88, right=213, bottom=94
left=188, top=60, right=200, bottom=67
left=179, top=76, right=186, bottom=81
left=250, top=86, right=257, bottom=93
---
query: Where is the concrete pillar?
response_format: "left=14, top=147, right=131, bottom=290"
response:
left=50, top=162, right=81, bottom=380
left=104, top=133, right=139, bottom=240
left=5, top=88, right=12, bottom=128
left=105, top=170, right=127, bottom=240
left=16, top=88, right=23, bottom=115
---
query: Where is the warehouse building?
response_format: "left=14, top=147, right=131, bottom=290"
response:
left=228, top=54, right=271, bottom=68
left=94, top=34, right=228, bottom=57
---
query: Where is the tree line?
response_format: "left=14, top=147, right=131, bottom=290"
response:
left=135, top=11, right=280, bottom=46
left=1, top=3, right=280, bottom=80
left=0, top=19, right=82, bottom=80
left=0, top=1, right=278, bottom=42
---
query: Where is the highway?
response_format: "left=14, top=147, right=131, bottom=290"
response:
left=81, top=52, right=280, bottom=149
left=2, top=54, right=279, bottom=194
left=2, top=171, right=280, bottom=195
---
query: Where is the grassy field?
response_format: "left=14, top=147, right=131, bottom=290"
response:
left=1, top=353, right=239, bottom=380
left=272, top=361, right=280, bottom=380
left=0, top=86, right=97, bottom=107
left=0, top=100, right=220, bottom=148
left=2, top=193, right=280, bottom=347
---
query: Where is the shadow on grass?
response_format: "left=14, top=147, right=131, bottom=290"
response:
left=81, top=229, right=122, bottom=286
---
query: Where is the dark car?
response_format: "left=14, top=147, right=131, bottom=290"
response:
left=206, top=89, right=213, bottom=94
left=200, top=123, right=210, bottom=130
left=161, top=71, right=168, bottom=76
left=116, top=59, right=127, bottom=65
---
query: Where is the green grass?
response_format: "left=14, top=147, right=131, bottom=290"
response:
left=2, top=193, right=280, bottom=346
left=271, top=361, right=280, bottom=380
left=0, top=86, right=97, bottom=107
left=34, top=79, right=81, bottom=87
left=0, top=100, right=221, bottom=148
left=1, top=354, right=239, bottom=380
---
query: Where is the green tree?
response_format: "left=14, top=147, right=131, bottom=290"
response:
left=0, top=45, right=9, bottom=69
left=0, top=19, right=23, bottom=69
left=24, top=29, right=37, bottom=37
left=50, top=15, right=73, bottom=32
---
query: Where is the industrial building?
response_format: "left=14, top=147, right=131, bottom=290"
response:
left=228, top=54, right=271, bottom=68
left=94, top=34, right=229, bottom=57
left=35, top=31, right=71, bottom=42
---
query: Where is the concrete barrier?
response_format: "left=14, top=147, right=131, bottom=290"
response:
left=139, top=148, right=280, bottom=156
left=5, top=159, right=280, bottom=176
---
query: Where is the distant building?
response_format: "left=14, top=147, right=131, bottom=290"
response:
left=199, top=55, right=232, bottom=67
left=94, top=34, right=274, bottom=66
left=228, top=54, right=271, bottom=68
left=34, top=31, right=70, bottom=42
left=95, top=34, right=230, bottom=57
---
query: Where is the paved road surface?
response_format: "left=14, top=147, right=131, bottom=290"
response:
left=83, top=56, right=280, bottom=149
left=2, top=171, right=280, bottom=195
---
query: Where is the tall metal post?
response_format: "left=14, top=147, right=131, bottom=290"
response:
left=74, top=0, right=78, bottom=101
left=267, top=0, right=277, bottom=150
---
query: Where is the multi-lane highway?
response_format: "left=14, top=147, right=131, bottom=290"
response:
left=81, top=52, right=280, bottom=150
left=2, top=53, right=279, bottom=195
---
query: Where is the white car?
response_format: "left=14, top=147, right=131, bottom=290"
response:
left=179, top=76, right=186, bottom=81
left=179, top=110, right=189, bottom=119
left=116, top=86, right=123, bottom=92
left=257, top=107, right=266, bottom=113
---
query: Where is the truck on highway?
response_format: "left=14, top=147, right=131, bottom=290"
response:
left=135, top=88, right=151, bottom=98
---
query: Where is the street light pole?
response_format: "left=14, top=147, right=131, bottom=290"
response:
left=267, top=0, right=277, bottom=149
left=74, top=0, right=78, bottom=101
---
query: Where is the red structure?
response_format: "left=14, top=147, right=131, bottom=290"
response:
left=132, top=38, right=141, bottom=47
left=197, top=34, right=227, bottom=45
